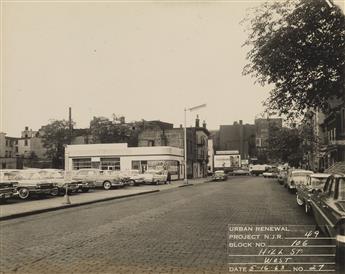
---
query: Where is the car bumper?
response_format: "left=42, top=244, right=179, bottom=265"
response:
left=0, top=191, right=16, bottom=199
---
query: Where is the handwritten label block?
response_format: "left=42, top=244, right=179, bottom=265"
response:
left=227, top=225, right=336, bottom=273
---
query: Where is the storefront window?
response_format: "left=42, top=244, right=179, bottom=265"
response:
left=131, top=160, right=180, bottom=175
left=72, top=158, right=92, bottom=170
left=100, top=158, right=120, bottom=170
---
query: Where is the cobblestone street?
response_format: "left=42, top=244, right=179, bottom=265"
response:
left=0, top=177, right=316, bottom=274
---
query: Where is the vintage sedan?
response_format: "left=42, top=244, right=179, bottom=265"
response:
left=0, top=170, right=58, bottom=199
left=309, top=174, right=345, bottom=268
left=72, top=169, right=123, bottom=190
left=142, top=170, right=168, bottom=185
left=212, top=170, right=227, bottom=181
left=123, top=170, right=145, bottom=186
left=37, top=169, right=80, bottom=195
left=263, top=167, right=279, bottom=178
left=0, top=170, right=18, bottom=201
left=295, top=173, right=330, bottom=214
left=285, top=169, right=313, bottom=191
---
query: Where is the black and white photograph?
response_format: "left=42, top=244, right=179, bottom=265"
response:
left=0, top=0, right=345, bottom=273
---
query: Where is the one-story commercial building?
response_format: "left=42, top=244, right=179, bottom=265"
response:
left=64, top=143, right=184, bottom=180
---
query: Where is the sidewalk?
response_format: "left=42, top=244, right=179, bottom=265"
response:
left=0, top=178, right=208, bottom=221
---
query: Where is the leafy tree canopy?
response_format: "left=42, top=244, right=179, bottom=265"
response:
left=242, top=0, right=345, bottom=119
left=40, top=119, right=74, bottom=168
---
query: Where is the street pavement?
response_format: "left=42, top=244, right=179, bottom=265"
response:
left=0, top=176, right=317, bottom=274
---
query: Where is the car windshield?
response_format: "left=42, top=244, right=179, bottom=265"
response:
left=19, top=171, right=42, bottom=180
left=310, top=177, right=327, bottom=187
left=215, top=171, right=224, bottom=175
left=39, top=171, right=63, bottom=179
left=0, top=171, right=20, bottom=181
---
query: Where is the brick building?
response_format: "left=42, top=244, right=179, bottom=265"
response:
left=0, top=132, right=20, bottom=169
left=209, top=120, right=256, bottom=162
left=138, top=117, right=209, bottom=178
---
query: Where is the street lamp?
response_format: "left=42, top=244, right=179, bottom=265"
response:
left=184, top=103, right=207, bottom=184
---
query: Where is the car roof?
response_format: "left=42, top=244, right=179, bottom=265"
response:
left=309, top=173, right=331, bottom=178
left=291, top=170, right=313, bottom=174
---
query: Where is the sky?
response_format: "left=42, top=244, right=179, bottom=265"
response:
left=1, top=0, right=344, bottom=136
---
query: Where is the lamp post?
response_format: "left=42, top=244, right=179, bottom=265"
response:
left=184, top=104, right=207, bottom=184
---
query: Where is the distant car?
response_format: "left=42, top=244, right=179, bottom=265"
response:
left=285, top=169, right=313, bottom=191
left=250, top=165, right=269, bottom=176
left=277, top=170, right=288, bottom=184
left=263, top=167, right=279, bottom=178
left=309, top=174, right=345, bottom=267
left=212, top=170, right=227, bottom=181
left=232, top=169, right=250, bottom=176
left=0, top=170, right=58, bottom=200
left=295, top=173, right=330, bottom=214
left=142, top=170, right=168, bottom=185
left=37, top=169, right=80, bottom=195
left=0, top=170, right=18, bottom=201
left=72, top=169, right=123, bottom=190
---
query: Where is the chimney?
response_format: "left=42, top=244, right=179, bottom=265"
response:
left=239, top=120, right=243, bottom=125
left=203, top=120, right=206, bottom=128
left=180, top=124, right=183, bottom=128
left=120, top=116, right=125, bottom=124
left=195, top=115, right=200, bottom=128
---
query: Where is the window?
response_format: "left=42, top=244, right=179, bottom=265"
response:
left=72, top=158, right=92, bottom=170
left=25, top=140, right=28, bottom=146
left=100, top=158, right=120, bottom=170
left=148, top=140, right=154, bottom=146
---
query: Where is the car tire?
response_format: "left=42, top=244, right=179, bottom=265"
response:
left=18, top=188, right=30, bottom=200
left=81, top=188, right=89, bottom=193
left=51, top=189, right=59, bottom=197
left=103, top=181, right=112, bottom=190
left=156, top=180, right=160, bottom=185
left=296, top=195, right=304, bottom=206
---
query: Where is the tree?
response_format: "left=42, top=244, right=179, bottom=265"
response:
left=267, top=124, right=303, bottom=167
left=242, top=0, right=345, bottom=119
left=40, top=120, right=74, bottom=168
left=89, top=116, right=135, bottom=144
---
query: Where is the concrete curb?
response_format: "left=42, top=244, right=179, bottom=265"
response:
left=0, top=190, right=160, bottom=222
left=178, top=183, right=194, bottom=188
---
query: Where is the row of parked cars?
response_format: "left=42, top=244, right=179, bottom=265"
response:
left=0, top=168, right=169, bottom=201
left=273, top=167, right=345, bottom=265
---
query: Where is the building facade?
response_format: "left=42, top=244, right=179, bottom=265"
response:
left=0, top=132, right=20, bottom=169
left=138, top=117, right=209, bottom=178
left=65, top=143, right=184, bottom=180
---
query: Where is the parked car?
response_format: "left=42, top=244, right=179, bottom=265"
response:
left=309, top=174, right=345, bottom=268
left=142, top=170, right=168, bottom=185
left=0, top=170, right=18, bottom=201
left=212, top=170, right=227, bottom=181
left=263, top=167, right=279, bottom=178
left=295, top=173, right=330, bottom=214
left=123, top=170, right=145, bottom=186
left=72, top=169, right=123, bottom=190
left=37, top=169, right=80, bottom=196
left=0, top=170, right=58, bottom=199
left=285, top=169, right=313, bottom=191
